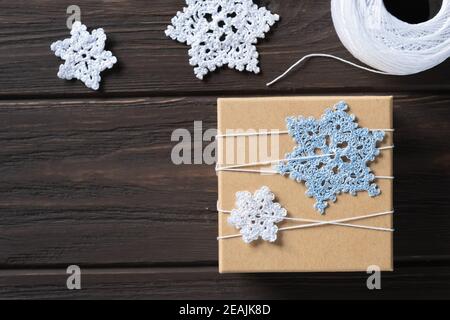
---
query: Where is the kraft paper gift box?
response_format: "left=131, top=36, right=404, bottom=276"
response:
left=217, top=96, right=394, bottom=273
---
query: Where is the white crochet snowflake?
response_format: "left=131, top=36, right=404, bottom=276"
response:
left=51, top=21, right=117, bottom=90
left=228, top=186, right=287, bottom=243
left=165, top=0, right=279, bottom=79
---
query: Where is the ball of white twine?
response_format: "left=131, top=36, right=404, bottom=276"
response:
left=332, top=0, right=450, bottom=75
left=268, top=0, right=450, bottom=86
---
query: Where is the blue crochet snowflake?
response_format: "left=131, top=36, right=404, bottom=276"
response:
left=277, top=101, right=385, bottom=214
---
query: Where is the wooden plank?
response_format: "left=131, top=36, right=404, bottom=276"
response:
left=1, top=265, right=449, bottom=299
left=0, top=0, right=449, bottom=97
left=0, top=97, right=217, bottom=266
left=0, top=95, right=449, bottom=267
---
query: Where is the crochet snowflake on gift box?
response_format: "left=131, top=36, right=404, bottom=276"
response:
left=165, top=0, right=279, bottom=79
left=51, top=21, right=117, bottom=90
left=228, top=186, right=287, bottom=243
left=277, top=101, right=386, bottom=214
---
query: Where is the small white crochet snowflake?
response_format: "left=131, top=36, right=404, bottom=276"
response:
left=228, top=186, right=287, bottom=243
left=165, top=0, right=279, bottom=79
left=51, top=21, right=117, bottom=90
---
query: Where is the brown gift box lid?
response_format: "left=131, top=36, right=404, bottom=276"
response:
left=217, top=96, right=393, bottom=273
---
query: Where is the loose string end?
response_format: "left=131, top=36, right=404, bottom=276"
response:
left=266, top=53, right=391, bottom=87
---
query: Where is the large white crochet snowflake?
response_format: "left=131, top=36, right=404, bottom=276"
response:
left=165, top=0, right=279, bottom=79
left=51, top=21, right=117, bottom=90
left=228, top=186, right=287, bottom=243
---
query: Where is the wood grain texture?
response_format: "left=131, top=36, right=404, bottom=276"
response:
left=0, top=95, right=449, bottom=267
left=0, top=0, right=449, bottom=97
left=1, top=265, right=449, bottom=299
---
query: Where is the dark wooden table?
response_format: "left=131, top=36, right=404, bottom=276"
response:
left=0, top=0, right=449, bottom=299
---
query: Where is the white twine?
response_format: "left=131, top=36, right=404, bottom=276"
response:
left=216, top=145, right=395, bottom=176
left=216, top=128, right=394, bottom=138
left=268, top=0, right=450, bottom=86
left=217, top=209, right=394, bottom=240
